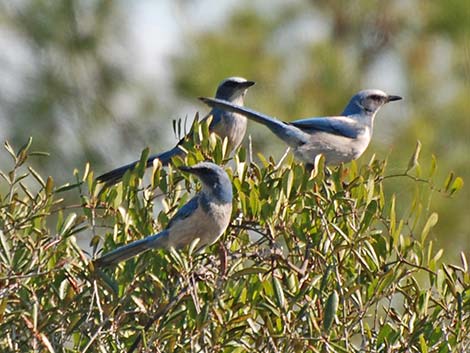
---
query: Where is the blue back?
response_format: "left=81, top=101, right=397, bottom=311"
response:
left=291, top=117, right=361, bottom=139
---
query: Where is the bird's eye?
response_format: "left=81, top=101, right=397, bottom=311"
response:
left=370, top=95, right=382, bottom=101
left=223, top=81, right=239, bottom=87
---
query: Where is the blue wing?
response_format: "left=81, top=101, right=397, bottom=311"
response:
left=167, top=195, right=200, bottom=228
left=290, top=116, right=360, bottom=139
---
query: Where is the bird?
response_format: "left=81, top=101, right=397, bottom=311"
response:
left=199, top=89, right=402, bottom=169
left=96, top=77, right=255, bottom=185
left=94, top=162, right=233, bottom=266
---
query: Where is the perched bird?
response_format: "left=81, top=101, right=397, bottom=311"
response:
left=96, top=77, right=255, bottom=185
left=200, top=89, right=402, bottom=169
left=94, top=162, right=233, bottom=266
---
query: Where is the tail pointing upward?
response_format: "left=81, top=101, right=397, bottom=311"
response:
left=200, top=97, right=287, bottom=131
left=199, top=97, right=304, bottom=147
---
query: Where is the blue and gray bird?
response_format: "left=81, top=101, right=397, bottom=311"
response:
left=200, top=89, right=402, bottom=169
left=96, top=77, right=255, bottom=185
left=94, top=162, right=233, bottom=266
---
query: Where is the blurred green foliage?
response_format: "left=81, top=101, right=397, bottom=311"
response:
left=1, top=0, right=467, bottom=258
left=0, top=128, right=468, bottom=352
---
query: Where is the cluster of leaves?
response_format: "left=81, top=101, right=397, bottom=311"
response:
left=0, top=124, right=468, bottom=352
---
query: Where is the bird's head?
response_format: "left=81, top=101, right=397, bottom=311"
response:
left=179, top=162, right=232, bottom=203
left=215, top=77, right=255, bottom=105
left=343, top=89, right=402, bottom=116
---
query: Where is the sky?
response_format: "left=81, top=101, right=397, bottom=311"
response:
left=0, top=0, right=442, bottom=171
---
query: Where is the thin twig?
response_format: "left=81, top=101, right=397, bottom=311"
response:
left=275, top=147, right=290, bottom=170
left=127, top=288, right=189, bottom=353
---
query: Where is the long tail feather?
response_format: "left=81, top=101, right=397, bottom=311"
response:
left=96, top=145, right=185, bottom=185
left=199, top=97, right=287, bottom=131
left=94, top=231, right=168, bottom=267
left=199, top=97, right=305, bottom=146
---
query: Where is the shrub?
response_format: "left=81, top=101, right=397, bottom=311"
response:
left=0, top=127, right=468, bottom=352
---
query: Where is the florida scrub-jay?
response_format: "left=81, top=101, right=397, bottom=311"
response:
left=200, top=89, right=402, bottom=169
left=97, top=77, right=255, bottom=185
left=94, top=162, right=233, bottom=266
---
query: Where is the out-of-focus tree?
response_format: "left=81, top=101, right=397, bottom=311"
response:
left=0, top=0, right=467, bottom=256
left=0, top=1, right=165, bottom=180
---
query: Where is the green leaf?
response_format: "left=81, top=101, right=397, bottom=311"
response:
left=28, top=166, right=46, bottom=187
left=284, top=169, right=294, bottom=199
left=323, top=290, right=338, bottom=332
left=421, top=212, right=439, bottom=243
left=4, top=140, right=16, bottom=160
left=376, top=323, right=398, bottom=347
left=272, top=275, right=285, bottom=309
left=443, top=172, right=454, bottom=192
left=231, top=267, right=268, bottom=279
left=419, top=333, right=429, bottom=353
left=136, top=147, right=150, bottom=178
left=320, top=265, right=333, bottom=293
left=0, top=231, right=12, bottom=265
left=16, top=136, right=33, bottom=166
left=59, top=213, right=78, bottom=237
left=407, top=140, right=422, bottom=172
left=460, top=252, right=468, bottom=272
left=429, top=154, right=437, bottom=178
left=361, top=199, right=378, bottom=231
left=29, top=151, right=50, bottom=157
left=249, top=185, right=260, bottom=216
left=54, top=182, right=83, bottom=193
left=449, top=176, right=463, bottom=196
left=45, top=176, right=54, bottom=195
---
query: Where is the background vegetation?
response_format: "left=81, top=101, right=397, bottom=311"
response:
left=0, top=0, right=468, bottom=258
left=0, top=1, right=469, bottom=352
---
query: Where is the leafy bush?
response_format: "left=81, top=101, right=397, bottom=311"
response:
left=0, top=125, right=468, bottom=352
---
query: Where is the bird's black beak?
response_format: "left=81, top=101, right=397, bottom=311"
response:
left=387, top=95, right=402, bottom=102
left=179, top=166, right=194, bottom=174
left=179, top=165, right=210, bottom=177
left=240, top=80, right=256, bottom=89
